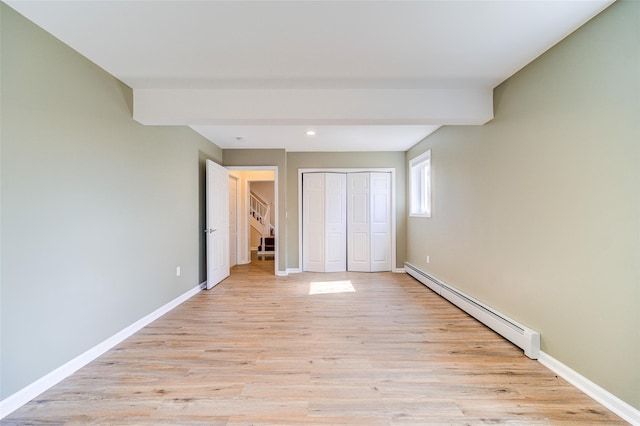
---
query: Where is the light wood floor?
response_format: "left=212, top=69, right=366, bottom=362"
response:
left=3, top=257, right=625, bottom=425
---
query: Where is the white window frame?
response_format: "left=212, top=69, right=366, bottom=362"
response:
left=409, top=150, right=431, bottom=218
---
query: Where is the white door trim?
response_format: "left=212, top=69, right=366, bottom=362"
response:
left=229, top=175, right=239, bottom=268
left=298, top=168, right=396, bottom=272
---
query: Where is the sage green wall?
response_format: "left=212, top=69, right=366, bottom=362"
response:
left=286, top=152, right=407, bottom=270
left=406, top=0, right=639, bottom=409
left=222, top=149, right=287, bottom=272
left=0, top=4, right=222, bottom=399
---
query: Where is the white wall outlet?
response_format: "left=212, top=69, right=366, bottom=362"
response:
left=176, top=266, right=181, bottom=276
left=426, top=256, right=430, bottom=264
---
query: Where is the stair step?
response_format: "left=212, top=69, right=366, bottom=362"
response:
left=258, top=237, right=275, bottom=252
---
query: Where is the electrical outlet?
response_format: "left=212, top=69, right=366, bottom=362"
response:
left=426, top=256, right=430, bottom=264
left=176, top=266, right=181, bottom=276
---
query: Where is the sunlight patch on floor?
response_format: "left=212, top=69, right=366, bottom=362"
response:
left=309, top=280, right=356, bottom=295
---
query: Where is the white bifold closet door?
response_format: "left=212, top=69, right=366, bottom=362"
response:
left=303, top=171, right=391, bottom=273
left=347, top=172, right=392, bottom=272
left=302, top=173, right=347, bottom=272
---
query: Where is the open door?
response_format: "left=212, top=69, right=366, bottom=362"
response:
left=206, top=160, right=230, bottom=289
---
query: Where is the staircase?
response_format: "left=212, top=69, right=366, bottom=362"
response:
left=249, top=192, right=275, bottom=255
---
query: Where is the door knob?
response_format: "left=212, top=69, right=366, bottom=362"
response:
left=204, top=228, right=216, bottom=233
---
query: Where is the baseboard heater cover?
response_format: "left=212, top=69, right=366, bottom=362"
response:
left=405, top=262, right=540, bottom=359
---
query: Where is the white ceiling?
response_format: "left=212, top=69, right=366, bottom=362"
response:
left=192, top=125, right=441, bottom=152
left=5, top=0, right=613, bottom=152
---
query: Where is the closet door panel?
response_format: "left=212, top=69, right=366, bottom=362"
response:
left=371, top=232, right=388, bottom=262
left=351, top=233, right=369, bottom=263
left=347, top=173, right=371, bottom=272
left=325, top=173, right=347, bottom=272
left=303, top=173, right=325, bottom=272
left=370, top=172, right=392, bottom=272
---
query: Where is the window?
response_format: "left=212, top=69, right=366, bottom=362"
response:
left=410, top=150, right=431, bottom=217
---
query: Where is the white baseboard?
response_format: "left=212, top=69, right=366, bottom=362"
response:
left=282, top=268, right=397, bottom=274
left=276, top=268, right=302, bottom=276
left=0, top=282, right=204, bottom=419
left=538, top=351, right=640, bottom=424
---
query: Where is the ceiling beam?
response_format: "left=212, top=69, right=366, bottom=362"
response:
left=133, top=88, right=493, bottom=126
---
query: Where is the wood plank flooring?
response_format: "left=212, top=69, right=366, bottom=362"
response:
left=3, top=257, right=625, bottom=425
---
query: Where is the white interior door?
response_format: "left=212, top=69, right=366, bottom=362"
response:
left=370, top=172, right=392, bottom=272
left=206, top=160, right=230, bottom=289
left=303, top=173, right=325, bottom=272
left=325, top=173, right=347, bottom=272
left=229, top=176, right=238, bottom=268
left=348, top=173, right=371, bottom=272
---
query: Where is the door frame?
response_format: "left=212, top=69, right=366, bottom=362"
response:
left=298, top=168, right=397, bottom=272
left=229, top=174, right=239, bottom=268
left=227, top=166, right=278, bottom=276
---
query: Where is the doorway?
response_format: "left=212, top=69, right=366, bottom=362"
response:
left=248, top=180, right=275, bottom=256
left=227, top=167, right=278, bottom=275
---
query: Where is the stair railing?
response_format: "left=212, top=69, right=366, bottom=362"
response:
left=249, top=192, right=273, bottom=237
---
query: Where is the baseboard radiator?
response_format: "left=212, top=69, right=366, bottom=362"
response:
left=405, top=262, right=540, bottom=359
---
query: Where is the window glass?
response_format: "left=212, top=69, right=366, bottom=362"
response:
left=409, top=150, right=431, bottom=217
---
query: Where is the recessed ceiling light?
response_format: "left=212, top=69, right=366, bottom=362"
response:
left=305, top=130, right=316, bottom=136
